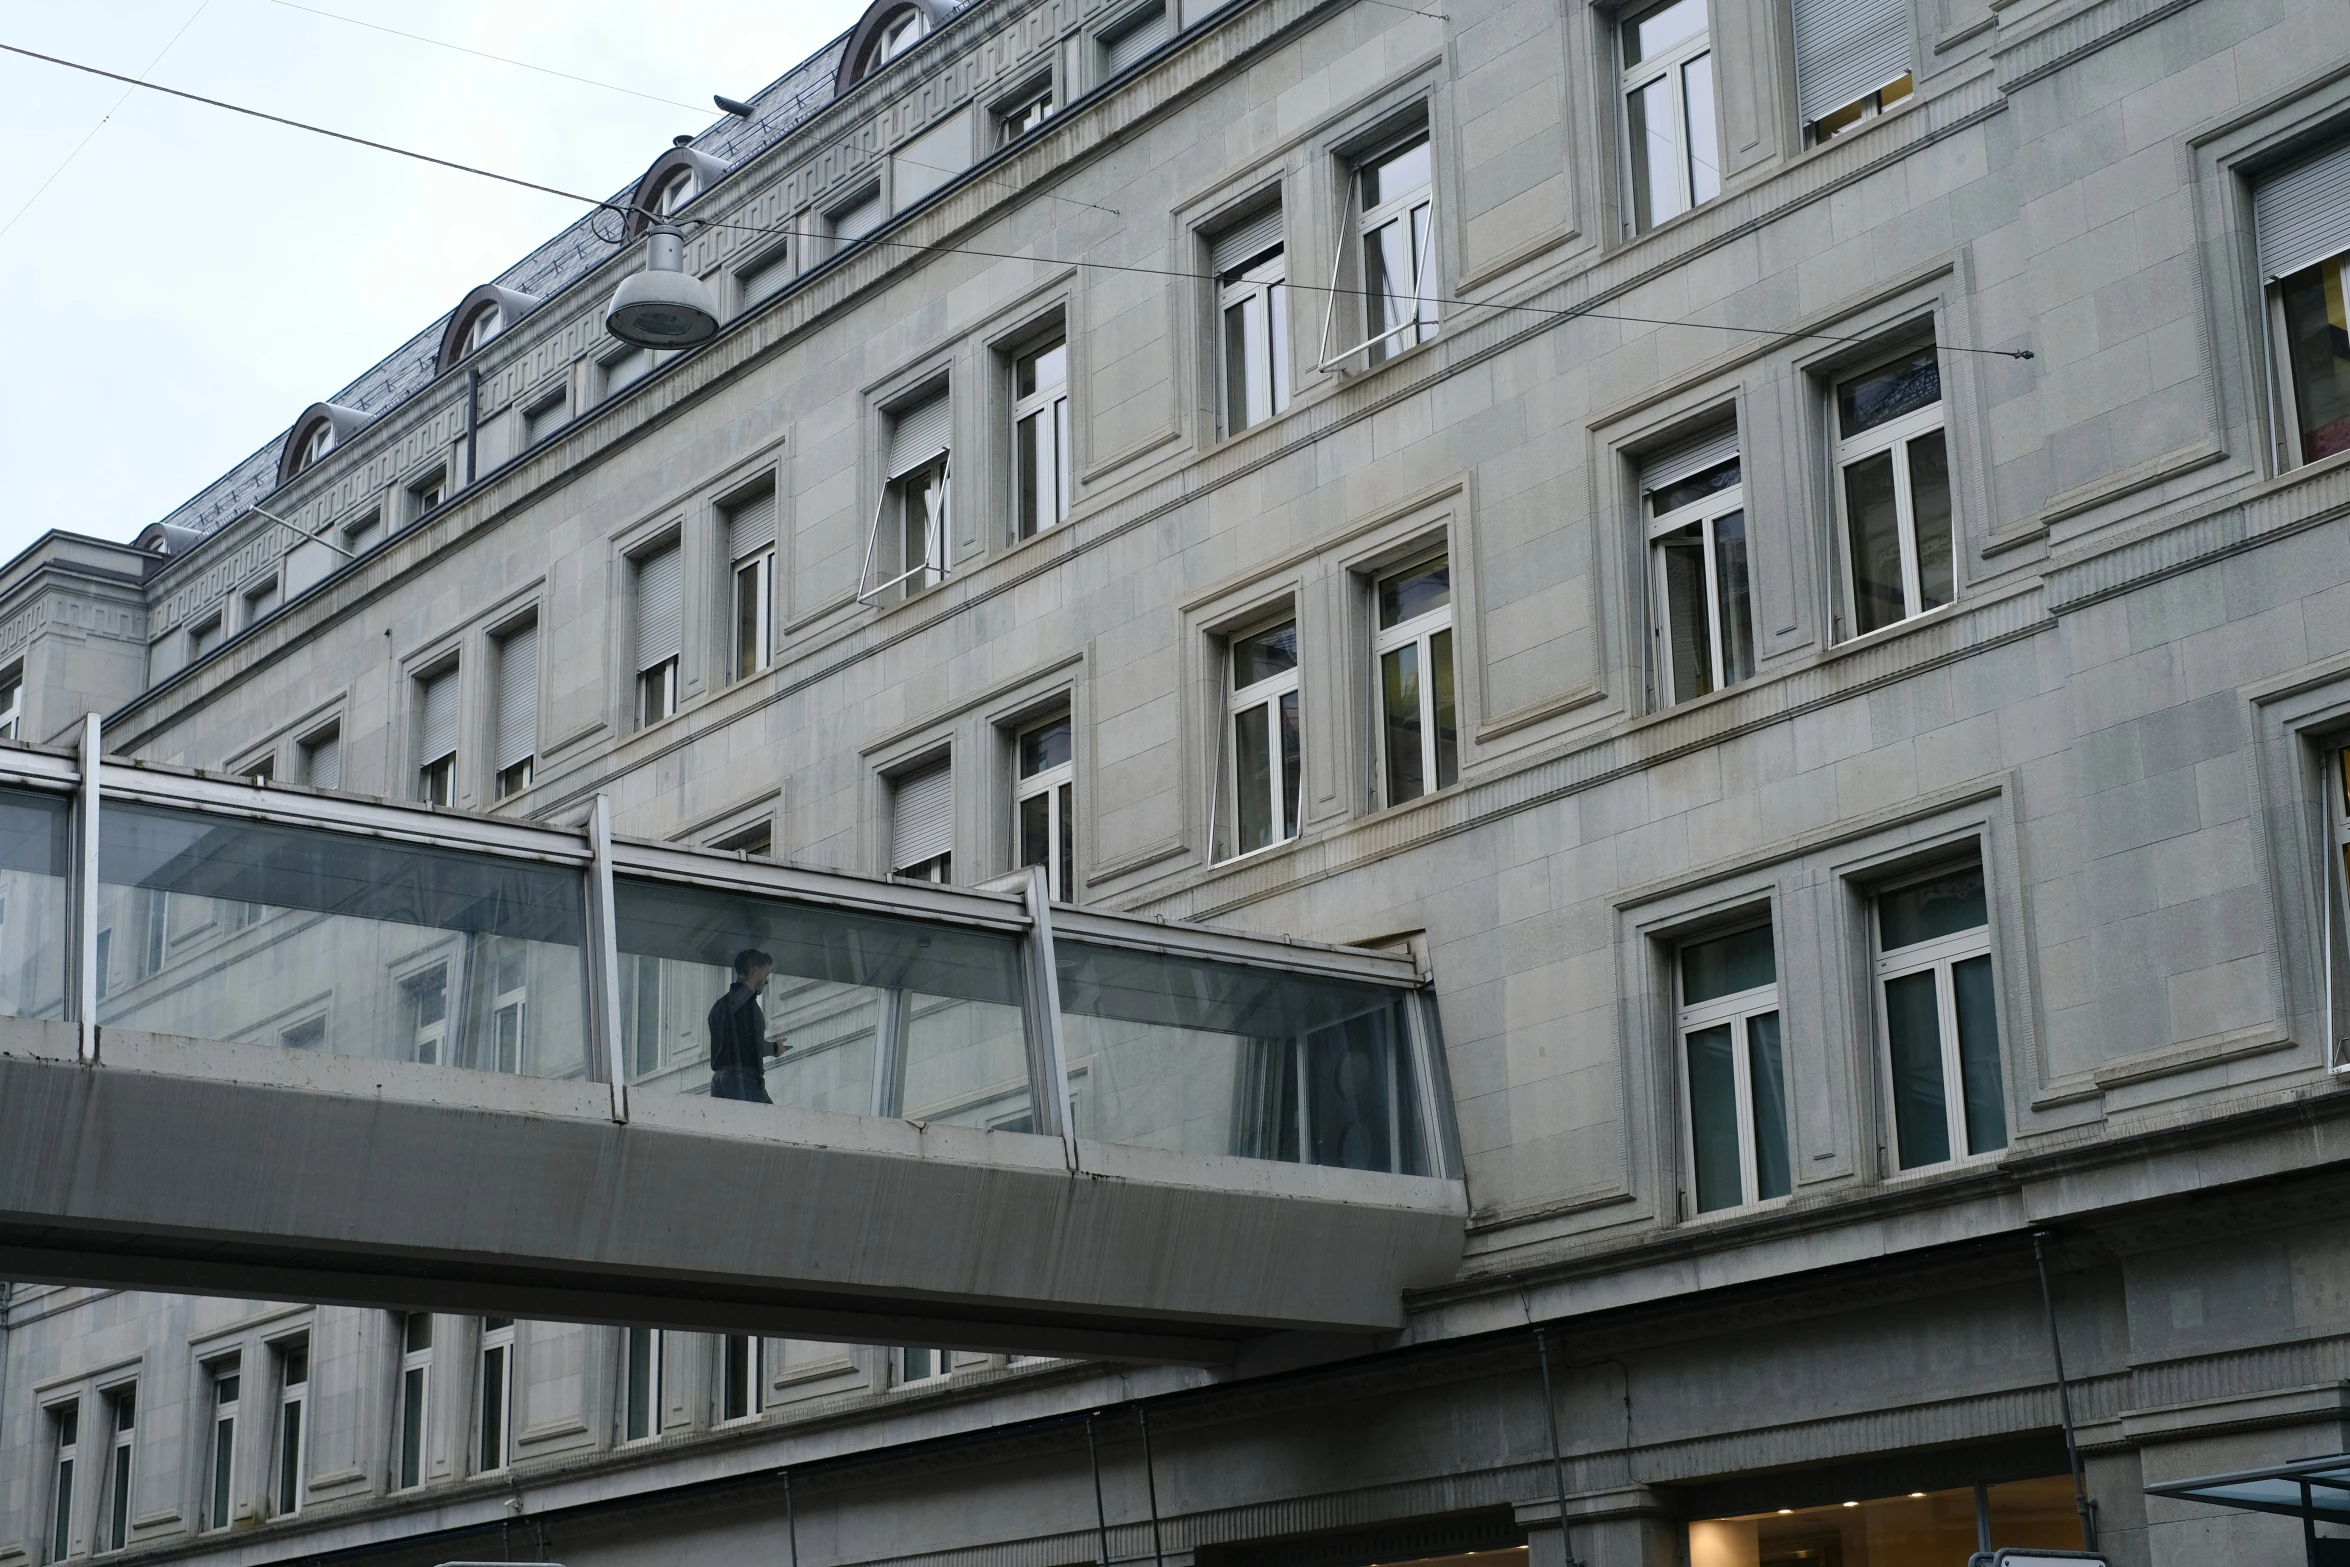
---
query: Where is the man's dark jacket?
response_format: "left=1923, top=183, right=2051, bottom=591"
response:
left=707, top=983, right=769, bottom=1076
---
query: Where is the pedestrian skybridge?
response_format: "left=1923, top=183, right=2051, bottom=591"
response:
left=0, top=734, right=1466, bottom=1362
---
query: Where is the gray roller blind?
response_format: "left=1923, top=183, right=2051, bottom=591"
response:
left=306, top=730, right=341, bottom=791
left=833, top=189, right=885, bottom=244
left=418, top=669, right=458, bottom=766
left=740, top=246, right=791, bottom=305
left=2255, top=141, right=2350, bottom=281
left=1211, top=206, right=1284, bottom=277
left=727, top=488, right=777, bottom=563
left=495, top=623, right=538, bottom=770
left=887, top=391, right=952, bottom=476
left=891, top=760, right=953, bottom=870
left=636, top=544, right=683, bottom=671
left=1102, top=4, right=1171, bottom=74
left=1792, top=0, right=1911, bottom=127
left=1640, top=422, right=1741, bottom=495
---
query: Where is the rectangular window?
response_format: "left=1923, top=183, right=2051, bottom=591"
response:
left=484, top=938, right=528, bottom=1074
left=1875, top=863, right=2006, bottom=1170
left=1342, top=131, right=1435, bottom=367
left=103, top=1389, right=133, bottom=1553
left=1223, top=618, right=1301, bottom=859
left=490, top=622, right=537, bottom=800
left=523, top=388, right=569, bottom=446
left=0, top=670, right=21, bottom=740
left=829, top=185, right=886, bottom=253
left=1621, top=0, right=1718, bottom=231
left=241, top=575, right=281, bottom=629
left=1373, top=556, right=1458, bottom=807
left=891, top=758, right=953, bottom=882
left=1677, top=923, right=1789, bottom=1214
left=896, top=1347, right=953, bottom=1387
left=623, top=1327, right=662, bottom=1443
left=861, top=391, right=953, bottom=603
left=396, top=1314, right=431, bottom=1490
left=603, top=346, right=651, bottom=400
left=622, top=952, right=664, bottom=1079
left=297, top=725, right=341, bottom=791
left=727, top=487, right=778, bottom=679
left=408, top=469, right=447, bottom=519
left=341, top=509, right=384, bottom=555
left=1643, top=426, right=1752, bottom=705
left=403, top=964, right=449, bottom=1065
left=240, top=754, right=275, bottom=786
left=1833, top=345, right=1952, bottom=638
left=1013, top=337, right=1070, bottom=539
left=720, top=1334, right=764, bottom=1423
left=1215, top=208, right=1289, bottom=437
left=739, top=244, right=792, bottom=308
left=2328, top=748, right=2350, bottom=1074
left=476, top=1319, right=512, bottom=1474
left=1014, top=713, right=1074, bottom=901
left=2258, top=142, right=2350, bottom=469
left=712, top=820, right=773, bottom=858
left=48, top=1404, right=77, bottom=1563
left=188, top=615, right=222, bottom=661
left=1099, top=2, right=1170, bottom=75
left=1791, top=0, right=1914, bottom=143
left=416, top=666, right=458, bottom=805
left=279, top=1014, right=326, bottom=1051
left=1689, top=1474, right=2084, bottom=1564
left=999, top=82, right=1053, bottom=142
left=205, top=1364, right=239, bottom=1530
left=274, top=1340, right=306, bottom=1519
left=633, top=540, right=683, bottom=726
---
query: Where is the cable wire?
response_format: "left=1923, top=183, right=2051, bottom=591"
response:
left=0, top=36, right=2034, bottom=361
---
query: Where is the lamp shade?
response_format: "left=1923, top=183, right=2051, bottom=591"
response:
left=606, top=225, right=719, bottom=349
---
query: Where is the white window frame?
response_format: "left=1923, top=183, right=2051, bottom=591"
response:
left=622, top=1327, right=664, bottom=1444
left=1011, top=336, right=1071, bottom=539
left=0, top=670, right=21, bottom=740
left=1807, top=72, right=1913, bottom=144
left=272, top=1339, right=305, bottom=1520
left=48, top=1401, right=77, bottom=1564
left=896, top=1346, right=953, bottom=1387
left=240, top=574, right=280, bottom=629
left=1674, top=927, right=1786, bottom=1215
left=1646, top=457, right=1751, bottom=706
left=463, top=303, right=503, bottom=355
left=719, top=1334, right=765, bottom=1424
left=1219, top=248, right=1290, bottom=437
left=1317, top=129, right=1436, bottom=371
left=297, top=724, right=340, bottom=791
left=1618, top=0, right=1718, bottom=232
left=858, top=451, right=952, bottom=604
left=2269, top=249, right=2350, bottom=472
left=102, top=1387, right=134, bottom=1553
left=395, top=1314, right=431, bottom=1491
left=1013, top=713, right=1075, bottom=901
left=204, top=1362, right=238, bottom=1531
left=475, top=1319, right=513, bottom=1475
left=999, top=81, right=1053, bottom=141
left=487, top=940, right=527, bottom=1075
left=403, top=963, right=450, bottom=1066
left=1832, top=349, right=1951, bottom=639
left=301, top=422, right=334, bottom=469
left=1220, top=617, right=1302, bottom=861
left=408, top=469, right=446, bottom=519
left=1872, top=870, right=2002, bottom=1172
left=2328, top=745, right=2350, bottom=1074
left=655, top=168, right=697, bottom=217
left=732, top=543, right=775, bottom=682
left=1371, top=555, right=1458, bottom=808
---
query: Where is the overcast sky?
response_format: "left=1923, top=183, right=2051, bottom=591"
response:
left=0, top=0, right=868, bottom=562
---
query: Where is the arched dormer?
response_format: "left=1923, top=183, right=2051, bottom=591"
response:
left=435, top=284, right=543, bottom=374
left=833, top=0, right=959, bottom=94
left=276, top=403, right=375, bottom=487
left=623, top=138, right=735, bottom=237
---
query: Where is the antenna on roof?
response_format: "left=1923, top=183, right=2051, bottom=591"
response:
left=714, top=94, right=755, bottom=117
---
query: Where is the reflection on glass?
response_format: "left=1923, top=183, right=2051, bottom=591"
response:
left=1954, top=953, right=2006, bottom=1154
left=1659, top=522, right=1714, bottom=702
left=1838, top=348, right=1942, bottom=437
left=1365, top=215, right=1418, bottom=356
left=1884, top=969, right=1949, bottom=1168
left=1687, top=1476, right=2085, bottom=1567
left=1879, top=867, right=1987, bottom=947
left=1430, top=629, right=1458, bottom=791
left=1623, top=0, right=1705, bottom=62
left=1682, top=924, right=1774, bottom=1002
left=1908, top=429, right=1954, bottom=610
left=1383, top=642, right=1424, bottom=804
left=2281, top=256, right=2350, bottom=463
left=1684, top=53, right=1719, bottom=205
left=93, top=804, right=588, bottom=1076
left=1747, top=1011, right=1789, bottom=1200
left=1235, top=704, right=1274, bottom=853
left=1226, top=289, right=1272, bottom=432
left=1844, top=450, right=1905, bottom=635
left=1379, top=560, right=1450, bottom=627
left=1714, top=508, right=1755, bottom=684
left=1627, top=76, right=1679, bottom=231
left=612, top=877, right=1030, bottom=1130
left=1686, top=1022, right=1740, bottom=1213
left=1361, top=138, right=1430, bottom=209
left=1056, top=939, right=1430, bottom=1173
left=0, top=787, right=69, bottom=1022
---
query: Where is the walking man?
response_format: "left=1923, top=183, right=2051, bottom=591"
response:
left=708, top=947, right=778, bottom=1102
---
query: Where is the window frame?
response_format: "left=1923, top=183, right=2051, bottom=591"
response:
left=1318, top=126, right=1437, bottom=371
left=1870, top=864, right=2007, bottom=1173
left=296, top=723, right=341, bottom=791
left=1645, top=455, right=1753, bottom=706
left=731, top=543, right=775, bottom=682
left=1220, top=614, right=1303, bottom=861
left=1013, top=711, right=1075, bottom=901
left=48, top=1400, right=78, bottom=1564
left=271, top=1338, right=306, bottom=1520
left=860, top=450, right=952, bottom=604
left=622, top=1327, right=663, bottom=1444
left=1370, top=553, right=1460, bottom=809
left=1218, top=244, right=1291, bottom=438
left=2268, top=247, right=2350, bottom=471
left=1830, top=344, right=1954, bottom=641
left=896, top=1346, right=954, bottom=1387
left=997, top=80, right=1054, bottom=143
left=631, top=537, right=684, bottom=728
left=719, top=1334, right=765, bottom=1424
left=203, top=1360, right=239, bottom=1531
left=407, top=468, right=447, bottom=520
left=475, top=1318, right=513, bottom=1475
left=1617, top=0, right=1719, bottom=232
left=2327, top=745, right=2350, bottom=1074
left=187, top=614, right=223, bottom=662
left=0, top=666, right=22, bottom=740
left=395, top=1314, right=431, bottom=1491
left=1010, top=334, right=1071, bottom=539
left=1674, top=921, right=1790, bottom=1216
left=101, top=1386, right=134, bottom=1554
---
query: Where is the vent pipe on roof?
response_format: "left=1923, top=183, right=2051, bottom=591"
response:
left=604, top=224, right=719, bottom=349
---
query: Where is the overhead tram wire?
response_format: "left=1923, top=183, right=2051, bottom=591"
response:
left=0, top=38, right=2035, bottom=362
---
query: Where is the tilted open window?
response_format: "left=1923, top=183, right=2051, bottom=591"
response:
left=858, top=390, right=953, bottom=604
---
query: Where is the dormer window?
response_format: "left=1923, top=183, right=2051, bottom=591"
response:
left=656, top=168, right=697, bottom=217
left=837, top=0, right=952, bottom=90
left=300, top=423, right=333, bottom=470
left=875, top=8, right=926, bottom=64
left=462, top=303, right=503, bottom=355
left=276, top=402, right=374, bottom=486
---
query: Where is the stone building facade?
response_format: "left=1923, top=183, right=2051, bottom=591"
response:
left=6, top=0, right=2350, bottom=1561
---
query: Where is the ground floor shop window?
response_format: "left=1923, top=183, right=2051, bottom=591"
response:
left=1686, top=1474, right=2081, bottom=1566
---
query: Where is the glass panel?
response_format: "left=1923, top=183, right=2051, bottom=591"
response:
left=1268, top=279, right=1291, bottom=415
left=1681, top=924, right=1774, bottom=1003
left=1430, top=628, right=1458, bottom=790
left=398, top=1370, right=423, bottom=1487
left=1056, top=939, right=1428, bottom=1173
left=1233, top=619, right=1298, bottom=686
left=1278, top=690, right=1302, bottom=839
left=1225, top=291, right=1269, bottom=432
left=1382, top=644, right=1425, bottom=805
left=1657, top=522, right=1714, bottom=703
left=2281, top=257, right=2350, bottom=464
left=1685, top=1022, right=1741, bottom=1212
left=0, top=787, right=68, bottom=1022
left=1379, top=559, right=1451, bottom=627
left=1056, top=781, right=1073, bottom=903
left=93, top=805, right=590, bottom=1076
left=1360, top=136, right=1430, bottom=209
left=1683, top=53, right=1719, bottom=206
left=1884, top=969, right=1950, bottom=1168
left=1234, top=702, right=1274, bottom=854
left=1984, top=1476, right=2090, bottom=1551
left=1689, top=1483, right=2078, bottom=1567
left=277, top=1401, right=300, bottom=1512
left=1020, top=790, right=1052, bottom=876
left=1746, top=1011, right=1789, bottom=1201
left=1843, top=449, right=1906, bottom=634
left=1712, top=509, right=1755, bottom=686
left=1837, top=347, right=1942, bottom=437
left=1626, top=75, right=1680, bottom=231
left=624, top=1329, right=654, bottom=1440
left=1953, top=952, right=2007, bottom=1154
left=53, top=1454, right=71, bottom=1563
left=1908, top=429, right=1954, bottom=610
left=1623, top=0, right=1706, bottom=63
left=1364, top=215, right=1414, bottom=358
left=1650, top=455, right=1739, bottom=517
left=477, top=1348, right=504, bottom=1470
left=1017, top=408, right=1042, bottom=533
left=611, top=877, right=1030, bottom=1130
left=210, top=1417, right=232, bottom=1526
left=1879, top=866, right=1987, bottom=947
left=113, top=1442, right=133, bottom=1543
left=1020, top=716, right=1071, bottom=775
left=404, top=1313, right=432, bottom=1354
